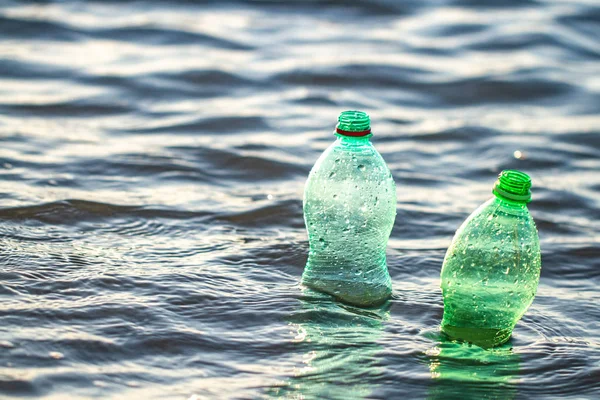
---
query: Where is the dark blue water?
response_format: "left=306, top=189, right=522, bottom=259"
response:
left=1, top=0, right=599, bottom=399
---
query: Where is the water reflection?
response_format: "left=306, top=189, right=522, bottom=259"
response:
left=426, top=335, right=520, bottom=400
left=273, top=289, right=388, bottom=399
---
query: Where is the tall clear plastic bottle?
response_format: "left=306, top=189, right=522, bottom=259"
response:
left=301, top=111, right=396, bottom=307
left=440, top=170, right=541, bottom=347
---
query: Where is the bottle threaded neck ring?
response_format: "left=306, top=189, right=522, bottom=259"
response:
left=335, top=110, right=371, bottom=137
left=493, top=170, right=532, bottom=203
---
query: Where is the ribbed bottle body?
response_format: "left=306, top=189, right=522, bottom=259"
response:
left=302, top=136, right=396, bottom=306
left=441, top=196, right=541, bottom=347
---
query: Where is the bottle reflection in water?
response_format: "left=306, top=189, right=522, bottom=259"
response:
left=426, top=336, right=520, bottom=400
left=271, top=289, right=388, bottom=399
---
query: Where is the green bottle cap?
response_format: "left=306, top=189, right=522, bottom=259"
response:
left=335, top=110, right=372, bottom=137
left=492, top=170, right=532, bottom=203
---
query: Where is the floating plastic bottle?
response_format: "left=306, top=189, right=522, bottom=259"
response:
left=440, top=170, right=541, bottom=348
left=301, top=111, right=396, bottom=307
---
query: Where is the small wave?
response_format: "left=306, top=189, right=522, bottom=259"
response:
left=0, top=200, right=211, bottom=224
left=91, top=26, right=254, bottom=50
left=123, top=115, right=271, bottom=135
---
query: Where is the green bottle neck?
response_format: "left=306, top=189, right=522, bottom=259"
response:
left=335, top=133, right=372, bottom=146
left=334, top=110, right=372, bottom=140
left=492, top=194, right=528, bottom=209
left=492, top=170, right=532, bottom=205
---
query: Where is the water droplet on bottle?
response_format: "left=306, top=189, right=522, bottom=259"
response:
left=333, top=194, right=338, bottom=199
left=358, top=164, right=365, bottom=172
left=329, top=172, right=336, bottom=178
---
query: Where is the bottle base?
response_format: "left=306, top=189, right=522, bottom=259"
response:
left=441, top=323, right=512, bottom=349
left=301, top=275, right=391, bottom=307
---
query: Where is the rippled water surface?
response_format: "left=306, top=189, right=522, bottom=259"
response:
left=1, top=0, right=599, bottom=399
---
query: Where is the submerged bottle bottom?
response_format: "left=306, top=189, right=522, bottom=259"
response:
left=301, top=273, right=392, bottom=307
left=440, top=284, right=533, bottom=348
left=440, top=322, right=513, bottom=348
left=302, top=250, right=392, bottom=307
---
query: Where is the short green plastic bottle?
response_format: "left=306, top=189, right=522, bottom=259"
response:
left=440, top=170, right=541, bottom=348
left=301, top=111, right=396, bottom=307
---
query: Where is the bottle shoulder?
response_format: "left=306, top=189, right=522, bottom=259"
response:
left=463, top=197, right=536, bottom=230
left=307, top=139, right=392, bottom=181
left=448, top=197, right=540, bottom=257
left=304, top=139, right=396, bottom=218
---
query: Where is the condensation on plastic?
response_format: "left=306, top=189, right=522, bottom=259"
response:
left=301, top=122, right=396, bottom=307
left=440, top=171, right=541, bottom=348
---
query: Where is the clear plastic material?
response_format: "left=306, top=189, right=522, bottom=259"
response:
left=301, top=111, right=396, bottom=307
left=440, top=170, right=541, bottom=347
